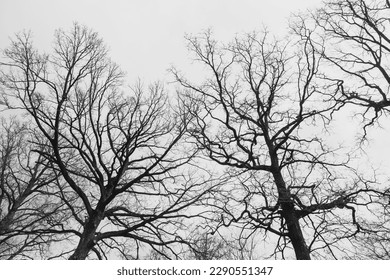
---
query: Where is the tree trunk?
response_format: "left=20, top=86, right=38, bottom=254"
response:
left=68, top=210, right=103, bottom=260
left=273, top=171, right=311, bottom=260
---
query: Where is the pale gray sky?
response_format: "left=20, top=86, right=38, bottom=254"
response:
left=0, top=0, right=324, bottom=82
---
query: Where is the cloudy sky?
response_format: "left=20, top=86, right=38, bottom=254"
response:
left=0, top=0, right=324, bottom=82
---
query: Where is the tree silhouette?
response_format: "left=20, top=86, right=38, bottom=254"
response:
left=172, top=30, right=387, bottom=259
left=0, top=23, right=209, bottom=259
left=298, top=0, right=390, bottom=136
left=0, top=118, right=69, bottom=259
left=1, top=2, right=389, bottom=260
left=289, top=0, right=390, bottom=259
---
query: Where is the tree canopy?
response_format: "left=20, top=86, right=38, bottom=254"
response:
left=1, top=1, right=390, bottom=260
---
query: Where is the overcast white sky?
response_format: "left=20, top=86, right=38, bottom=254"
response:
left=0, top=0, right=389, bottom=171
left=0, top=0, right=324, bottom=82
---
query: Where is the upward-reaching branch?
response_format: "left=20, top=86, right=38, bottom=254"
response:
left=0, top=23, right=211, bottom=259
left=300, top=0, right=390, bottom=137
left=172, top=29, right=384, bottom=259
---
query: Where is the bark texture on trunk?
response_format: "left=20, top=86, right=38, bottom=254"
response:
left=68, top=210, right=103, bottom=260
left=273, top=170, right=311, bottom=260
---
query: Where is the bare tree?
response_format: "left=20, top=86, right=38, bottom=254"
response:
left=0, top=118, right=69, bottom=259
left=189, top=233, right=231, bottom=260
left=0, top=23, right=209, bottom=259
left=289, top=0, right=390, bottom=259
left=171, top=30, right=387, bottom=259
left=299, top=0, right=390, bottom=135
left=185, top=230, right=258, bottom=260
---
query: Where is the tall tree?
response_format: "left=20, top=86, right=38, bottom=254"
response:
left=172, top=30, right=385, bottom=259
left=0, top=23, right=208, bottom=259
left=291, top=0, right=390, bottom=258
